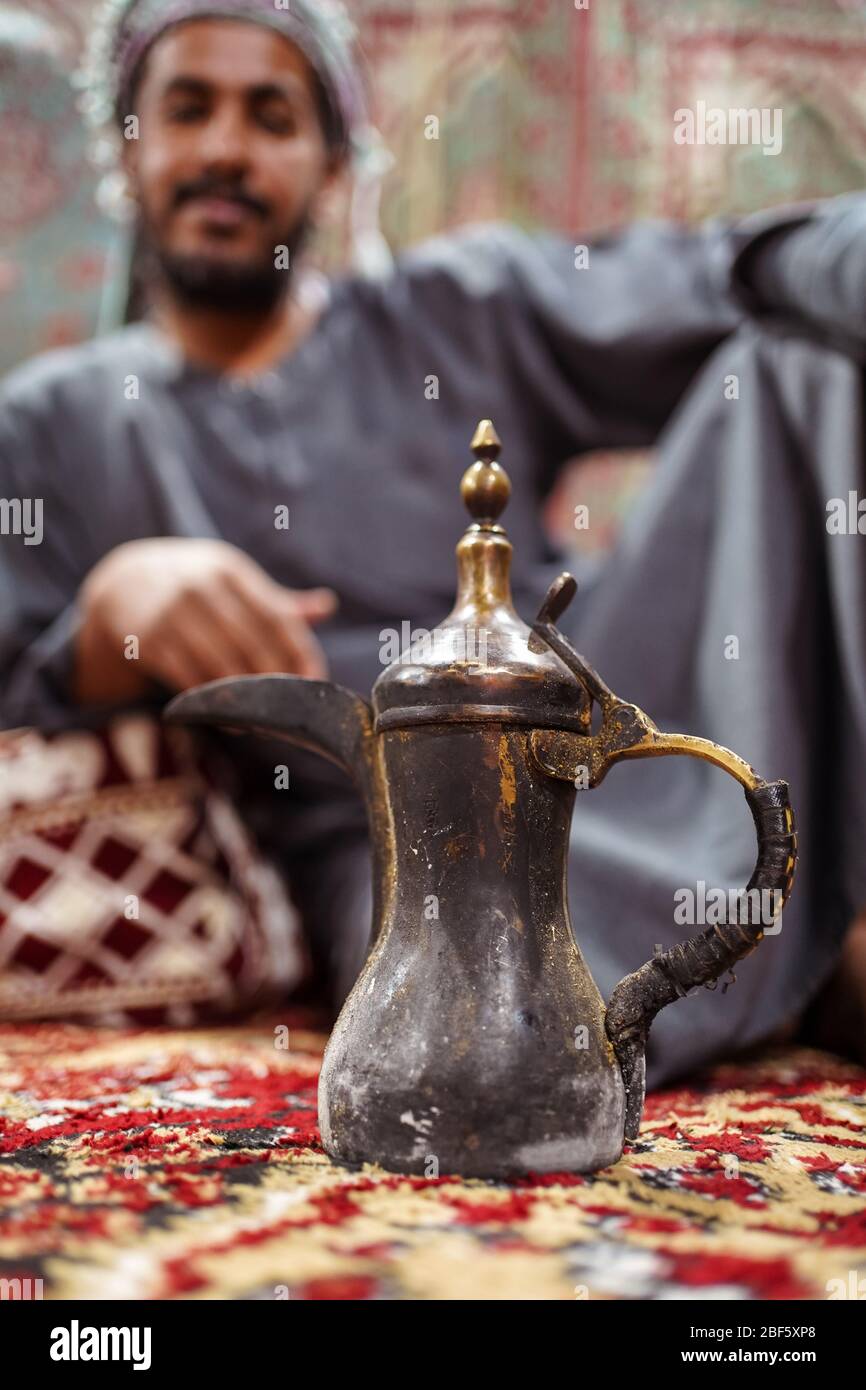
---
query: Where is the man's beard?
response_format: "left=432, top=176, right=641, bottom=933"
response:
left=142, top=211, right=315, bottom=314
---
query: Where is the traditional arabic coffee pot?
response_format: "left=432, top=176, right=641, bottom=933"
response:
left=166, top=420, right=797, bottom=1178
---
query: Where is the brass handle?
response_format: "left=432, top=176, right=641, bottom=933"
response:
left=529, top=576, right=798, bottom=1141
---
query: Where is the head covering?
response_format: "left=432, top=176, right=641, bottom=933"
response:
left=77, top=0, right=393, bottom=282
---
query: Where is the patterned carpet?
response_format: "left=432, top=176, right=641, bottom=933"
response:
left=1, top=1013, right=864, bottom=1300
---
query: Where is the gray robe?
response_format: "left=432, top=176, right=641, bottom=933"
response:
left=2, top=194, right=865, bottom=1085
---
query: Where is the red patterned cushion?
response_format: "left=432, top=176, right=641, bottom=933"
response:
left=0, top=717, right=308, bottom=1023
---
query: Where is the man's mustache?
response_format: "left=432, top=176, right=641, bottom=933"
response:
left=172, top=179, right=270, bottom=219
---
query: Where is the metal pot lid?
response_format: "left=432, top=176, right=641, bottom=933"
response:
left=371, top=420, right=590, bottom=734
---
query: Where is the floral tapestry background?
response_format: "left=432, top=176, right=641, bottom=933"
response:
left=2, top=0, right=865, bottom=378
left=1, top=0, right=865, bottom=546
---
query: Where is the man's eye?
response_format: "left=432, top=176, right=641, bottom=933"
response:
left=257, top=109, right=297, bottom=134
left=167, top=105, right=207, bottom=123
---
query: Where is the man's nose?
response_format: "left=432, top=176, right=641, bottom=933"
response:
left=196, top=104, right=251, bottom=173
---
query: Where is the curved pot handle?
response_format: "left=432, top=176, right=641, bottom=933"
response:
left=528, top=575, right=798, bottom=1140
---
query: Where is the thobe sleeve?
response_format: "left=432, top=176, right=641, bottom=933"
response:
left=0, top=398, right=89, bottom=731
left=730, top=191, right=866, bottom=358
left=470, top=192, right=866, bottom=464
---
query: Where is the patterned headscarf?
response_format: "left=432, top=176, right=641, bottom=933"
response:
left=78, top=0, right=393, bottom=278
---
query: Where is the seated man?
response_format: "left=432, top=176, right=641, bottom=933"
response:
left=1, top=0, right=865, bottom=1084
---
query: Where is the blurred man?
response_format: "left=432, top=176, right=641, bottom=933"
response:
left=1, top=0, right=865, bottom=1081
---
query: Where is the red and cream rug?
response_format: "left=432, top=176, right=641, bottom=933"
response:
left=1, top=1013, right=864, bottom=1300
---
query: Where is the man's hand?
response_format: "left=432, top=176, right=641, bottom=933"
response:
left=74, top=537, right=337, bottom=705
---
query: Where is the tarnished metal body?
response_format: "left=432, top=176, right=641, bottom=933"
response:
left=166, top=420, right=798, bottom=1178
left=320, top=724, right=624, bottom=1177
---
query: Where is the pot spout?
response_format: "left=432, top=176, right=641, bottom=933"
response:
left=165, top=675, right=374, bottom=784
left=165, top=675, right=395, bottom=954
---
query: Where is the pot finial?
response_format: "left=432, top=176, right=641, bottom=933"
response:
left=461, top=419, right=510, bottom=527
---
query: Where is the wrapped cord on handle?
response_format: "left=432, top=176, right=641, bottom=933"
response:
left=605, top=779, right=797, bottom=1139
